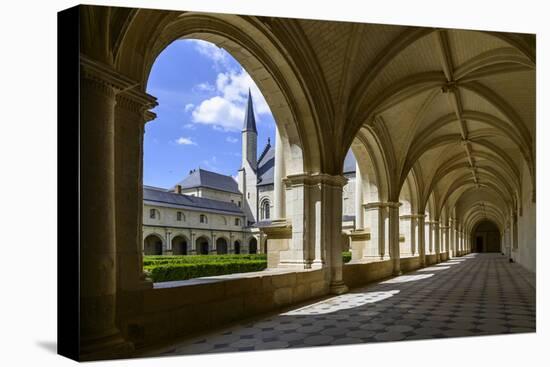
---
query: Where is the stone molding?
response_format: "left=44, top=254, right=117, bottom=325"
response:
left=284, top=173, right=348, bottom=188
left=349, top=230, right=371, bottom=241
left=363, top=201, right=402, bottom=210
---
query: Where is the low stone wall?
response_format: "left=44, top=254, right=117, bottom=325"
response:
left=124, top=269, right=330, bottom=347
left=440, top=252, right=449, bottom=261
left=400, top=256, right=421, bottom=273
left=343, top=260, right=394, bottom=289
left=426, top=254, right=438, bottom=265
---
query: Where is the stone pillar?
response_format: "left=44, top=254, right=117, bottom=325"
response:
left=354, top=162, right=364, bottom=230
left=365, top=203, right=388, bottom=260
left=320, top=174, right=349, bottom=294
left=211, top=233, right=217, bottom=254
left=410, top=215, right=417, bottom=256
left=427, top=221, right=434, bottom=254
left=80, top=57, right=133, bottom=360
left=434, top=221, right=441, bottom=262
left=273, top=126, right=286, bottom=221
left=114, top=86, right=156, bottom=296
left=190, top=232, right=197, bottom=254
left=442, top=225, right=450, bottom=258
left=388, top=202, right=402, bottom=276
left=417, top=214, right=426, bottom=266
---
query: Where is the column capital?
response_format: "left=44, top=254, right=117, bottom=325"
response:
left=81, top=54, right=136, bottom=92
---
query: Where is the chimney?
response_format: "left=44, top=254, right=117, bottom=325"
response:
left=175, top=185, right=182, bottom=194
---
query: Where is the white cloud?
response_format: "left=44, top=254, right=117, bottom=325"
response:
left=226, top=136, right=238, bottom=143
left=184, top=103, right=194, bottom=112
left=183, top=123, right=196, bottom=130
left=190, top=40, right=231, bottom=70
left=176, top=137, right=197, bottom=145
left=191, top=68, right=272, bottom=131
left=194, top=82, right=215, bottom=93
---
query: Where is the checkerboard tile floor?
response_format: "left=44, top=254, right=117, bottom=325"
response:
left=149, top=253, right=535, bottom=356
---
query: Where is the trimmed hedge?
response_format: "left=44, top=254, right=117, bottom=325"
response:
left=342, top=251, right=352, bottom=263
left=145, top=260, right=267, bottom=282
left=143, top=253, right=352, bottom=282
left=143, top=254, right=266, bottom=266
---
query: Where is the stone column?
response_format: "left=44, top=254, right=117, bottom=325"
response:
left=273, top=126, right=286, bottom=221
left=190, top=232, right=197, bottom=254
left=354, top=162, right=364, bottom=230
left=434, top=221, right=441, bottom=262
left=80, top=57, right=133, bottom=360
left=320, top=174, right=349, bottom=294
left=410, top=215, right=417, bottom=256
left=417, top=214, right=426, bottom=266
left=114, top=87, right=156, bottom=297
left=388, top=202, right=402, bottom=276
left=211, top=233, right=217, bottom=254
left=365, top=203, right=387, bottom=260
left=427, top=221, right=434, bottom=254
left=442, top=225, right=450, bottom=258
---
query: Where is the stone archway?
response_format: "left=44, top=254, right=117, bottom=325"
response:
left=196, top=236, right=209, bottom=255
left=472, top=221, right=501, bottom=253
left=144, top=234, right=163, bottom=255
left=234, top=240, right=241, bottom=255
left=216, top=237, right=228, bottom=254
left=172, top=235, right=188, bottom=255
left=249, top=238, right=258, bottom=254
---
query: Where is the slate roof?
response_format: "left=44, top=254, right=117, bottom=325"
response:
left=257, top=140, right=274, bottom=186
left=175, top=168, right=240, bottom=194
left=143, top=186, right=244, bottom=214
left=242, top=89, right=257, bottom=133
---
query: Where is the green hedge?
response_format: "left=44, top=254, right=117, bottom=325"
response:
left=342, top=251, right=352, bottom=263
left=143, top=254, right=266, bottom=266
left=145, top=260, right=267, bottom=282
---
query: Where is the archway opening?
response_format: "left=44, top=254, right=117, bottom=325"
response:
left=249, top=238, right=258, bottom=254
left=216, top=237, right=228, bottom=254
left=144, top=234, right=163, bottom=255
left=197, top=237, right=209, bottom=255
left=172, top=236, right=188, bottom=255
left=234, top=240, right=241, bottom=255
left=472, top=221, right=501, bottom=253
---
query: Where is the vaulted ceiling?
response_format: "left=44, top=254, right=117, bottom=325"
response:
left=83, top=7, right=536, bottom=232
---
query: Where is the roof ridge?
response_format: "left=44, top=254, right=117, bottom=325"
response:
left=257, top=138, right=272, bottom=164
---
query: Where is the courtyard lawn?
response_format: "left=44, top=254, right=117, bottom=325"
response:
left=144, top=252, right=353, bottom=282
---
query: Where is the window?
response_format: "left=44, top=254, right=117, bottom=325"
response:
left=200, top=214, right=208, bottom=224
left=247, top=193, right=250, bottom=199
left=235, top=218, right=240, bottom=226
left=177, top=211, right=183, bottom=221
left=261, top=200, right=270, bottom=220
left=238, top=201, right=241, bottom=207
left=149, top=208, right=157, bottom=219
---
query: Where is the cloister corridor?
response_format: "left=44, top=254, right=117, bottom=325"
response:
left=139, top=253, right=535, bottom=356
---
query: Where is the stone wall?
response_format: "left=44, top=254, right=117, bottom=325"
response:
left=425, top=254, right=438, bottom=265
left=342, top=260, right=394, bottom=289
left=124, top=269, right=330, bottom=347
left=399, top=256, right=421, bottom=273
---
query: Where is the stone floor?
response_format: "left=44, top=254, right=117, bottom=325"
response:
left=146, top=253, right=536, bottom=357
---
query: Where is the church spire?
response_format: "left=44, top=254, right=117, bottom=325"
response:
left=242, top=89, right=257, bottom=133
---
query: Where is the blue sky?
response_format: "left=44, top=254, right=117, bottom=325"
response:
left=144, top=40, right=276, bottom=188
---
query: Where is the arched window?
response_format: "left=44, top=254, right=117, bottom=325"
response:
left=261, top=200, right=270, bottom=220
left=176, top=211, right=185, bottom=221
left=235, top=218, right=240, bottom=226
left=200, top=214, right=208, bottom=224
